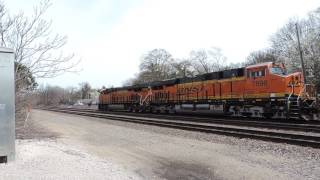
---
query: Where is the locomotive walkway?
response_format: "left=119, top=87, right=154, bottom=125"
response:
left=42, top=107, right=320, bottom=148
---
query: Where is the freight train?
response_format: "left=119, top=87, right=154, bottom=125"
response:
left=98, top=62, right=319, bottom=120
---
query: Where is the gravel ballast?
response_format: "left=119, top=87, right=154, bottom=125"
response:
left=0, top=139, right=140, bottom=180
left=27, top=110, right=320, bottom=180
left=2, top=109, right=320, bottom=180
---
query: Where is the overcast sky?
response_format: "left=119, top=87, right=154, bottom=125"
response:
left=5, top=0, right=320, bottom=88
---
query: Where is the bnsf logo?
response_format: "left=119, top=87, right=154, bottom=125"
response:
left=178, top=86, right=203, bottom=95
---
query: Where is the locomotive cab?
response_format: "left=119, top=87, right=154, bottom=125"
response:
left=244, top=62, right=318, bottom=120
left=245, top=62, right=271, bottom=98
left=269, top=63, right=304, bottom=97
left=245, top=62, right=305, bottom=99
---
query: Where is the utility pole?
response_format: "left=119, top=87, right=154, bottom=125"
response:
left=295, top=23, right=307, bottom=84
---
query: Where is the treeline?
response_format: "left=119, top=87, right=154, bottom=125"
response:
left=124, top=47, right=241, bottom=85
left=34, top=82, right=95, bottom=106
left=248, top=7, right=320, bottom=90
left=126, top=7, right=320, bottom=91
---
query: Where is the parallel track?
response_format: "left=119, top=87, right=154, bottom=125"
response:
left=41, top=108, right=320, bottom=148
left=53, top=107, right=320, bottom=133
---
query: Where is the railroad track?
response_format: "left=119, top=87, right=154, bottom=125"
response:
left=52, top=107, right=320, bottom=133
left=40, top=107, right=320, bottom=148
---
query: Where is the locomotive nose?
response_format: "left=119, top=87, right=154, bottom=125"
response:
left=289, top=72, right=303, bottom=86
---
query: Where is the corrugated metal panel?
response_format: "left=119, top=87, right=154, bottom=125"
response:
left=0, top=48, right=15, bottom=162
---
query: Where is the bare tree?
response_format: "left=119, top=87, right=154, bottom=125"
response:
left=79, top=82, right=91, bottom=99
left=35, top=84, right=87, bottom=106
left=137, top=48, right=175, bottom=83
left=189, top=49, right=210, bottom=74
left=0, top=0, right=78, bottom=92
left=245, top=49, right=278, bottom=65
left=208, top=47, right=227, bottom=71
left=189, top=47, right=227, bottom=74
left=171, top=59, right=195, bottom=78
left=124, top=47, right=230, bottom=85
left=0, top=3, right=13, bottom=47
left=0, top=0, right=78, bottom=132
left=58, top=86, right=81, bottom=105
left=270, top=19, right=303, bottom=73
left=36, top=85, right=66, bottom=105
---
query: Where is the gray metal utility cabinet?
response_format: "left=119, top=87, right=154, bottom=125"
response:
left=0, top=47, right=15, bottom=163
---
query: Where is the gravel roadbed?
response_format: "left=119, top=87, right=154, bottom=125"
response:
left=94, top=119, right=320, bottom=179
left=49, top=111, right=320, bottom=180
left=0, top=139, right=140, bottom=180
left=7, top=110, right=320, bottom=180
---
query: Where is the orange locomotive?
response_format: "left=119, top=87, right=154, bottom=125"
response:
left=99, top=62, right=318, bottom=120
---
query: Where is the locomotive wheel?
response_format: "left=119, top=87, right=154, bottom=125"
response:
left=301, top=114, right=311, bottom=121
left=263, top=113, right=273, bottom=119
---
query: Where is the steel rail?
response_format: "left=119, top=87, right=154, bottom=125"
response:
left=42, top=108, right=320, bottom=148
left=49, top=107, right=320, bottom=133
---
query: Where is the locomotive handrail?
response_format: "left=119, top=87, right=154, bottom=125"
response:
left=297, top=85, right=305, bottom=107
left=287, top=84, right=294, bottom=114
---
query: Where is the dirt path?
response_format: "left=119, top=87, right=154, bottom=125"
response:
left=31, top=110, right=320, bottom=180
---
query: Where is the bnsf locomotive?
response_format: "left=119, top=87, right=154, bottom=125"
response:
left=99, top=62, right=319, bottom=120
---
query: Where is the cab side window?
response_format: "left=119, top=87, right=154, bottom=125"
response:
left=248, top=69, right=265, bottom=78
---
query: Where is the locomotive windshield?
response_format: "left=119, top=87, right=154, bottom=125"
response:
left=270, top=66, right=286, bottom=75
